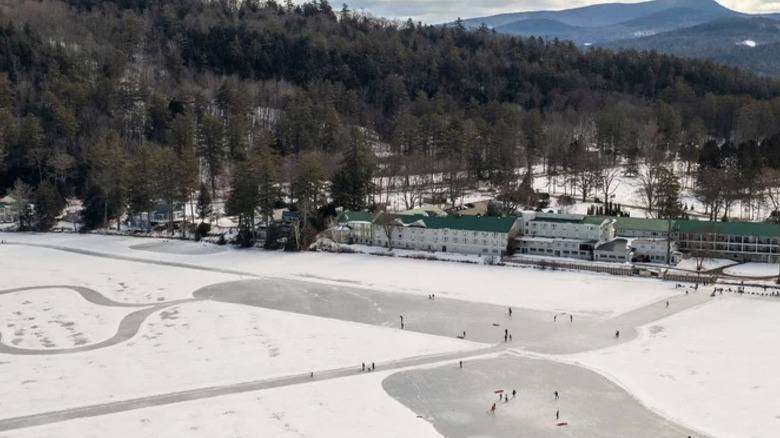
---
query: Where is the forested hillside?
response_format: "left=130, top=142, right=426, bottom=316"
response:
left=606, top=17, right=780, bottom=78
left=2, top=0, right=780, bottom=243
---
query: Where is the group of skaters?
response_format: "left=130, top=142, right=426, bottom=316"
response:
left=360, top=362, right=376, bottom=372
left=552, top=313, right=573, bottom=323
left=490, top=389, right=518, bottom=412
left=712, top=284, right=780, bottom=298
left=490, top=389, right=562, bottom=422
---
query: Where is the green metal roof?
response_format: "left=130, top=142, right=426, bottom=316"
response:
left=673, top=219, right=780, bottom=238
left=611, top=217, right=670, bottom=233
left=584, top=216, right=608, bottom=225
left=338, top=211, right=374, bottom=223
left=381, top=213, right=517, bottom=233
left=530, top=217, right=582, bottom=224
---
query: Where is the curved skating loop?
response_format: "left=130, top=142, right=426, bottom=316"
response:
left=0, top=285, right=196, bottom=355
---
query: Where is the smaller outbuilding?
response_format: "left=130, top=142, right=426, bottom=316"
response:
left=593, top=238, right=632, bottom=263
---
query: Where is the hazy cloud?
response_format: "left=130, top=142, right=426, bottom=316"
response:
left=345, top=0, right=780, bottom=24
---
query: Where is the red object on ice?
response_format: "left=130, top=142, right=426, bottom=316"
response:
left=556, top=422, right=568, bottom=426
left=494, top=389, right=504, bottom=393
left=492, top=323, right=500, bottom=326
left=456, top=335, right=464, bottom=339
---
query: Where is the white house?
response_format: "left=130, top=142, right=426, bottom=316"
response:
left=372, top=213, right=520, bottom=256
left=630, top=238, right=682, bottom=264
left=127, top=202, right=185, bottom=229
left=516, top=236, right=596, bottom=260
left=0, top=195, right=17, bottom=222
left=594, top=238, right=632, bottom=262
left=514, top=212, right=615, bottom=261
left=336, top=211, right=374, bottom=244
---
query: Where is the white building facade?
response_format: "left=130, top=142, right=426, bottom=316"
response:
left=515, top=212, right=615, bottom=261
left=371, top=214, right=520, bottom=256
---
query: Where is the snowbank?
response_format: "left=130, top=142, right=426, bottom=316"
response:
left=723, top=263, right=780, bottom=278
left=675, top=257, right=738, bottom=272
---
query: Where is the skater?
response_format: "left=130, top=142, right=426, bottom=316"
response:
left=371, top=362, right=375, bottom=371
left=509, top=334, right=512, bottom=341
left=400, top=315, right=404, bottom=323
left=615, top=330, right=620, bottom=338
left=508, top=307, right=512, bottom=316
left=666, top=301, right=669, bottom=308
left=512, top=389, right=516, bottom=398
left=570, top=314, right=573, bottom=323
left=401, top=322, right=404, bottom=329
left=463, top=331, right=466, bottom=338
left=490, top=403, right=496, bottom=414
left=504, top=333, right=508, bottom=342
left=554, top=391, right=559, bottom=400
left=310, top=372, right=314, bottom=378
left=499, top=393, right=503, bottom=401
left=554, top=315, right=557, bottom=322
left=432, top=293, right=435, bottom=300
left=505, top=328, right=508, bottom=336
left=362, top=362, right=365, bottom=371
left=555, top=410, right=559, bottom=420
left=459, top=360, right=463, bottom=369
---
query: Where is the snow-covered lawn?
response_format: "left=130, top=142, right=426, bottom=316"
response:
left=675, top=257, right=738, bottom=272
left=567, top=296, right=780, bottom=438
left=723, top=263, right=780, bottom=278
left=0, top=245, right=240, bottom=303
left=2, top=234, right=682, bottom=318
left=0, top=300, right=481, bottom=420
left=0, top=288, right=131, bottom=349
left=5, top=371, right=439, bottom=438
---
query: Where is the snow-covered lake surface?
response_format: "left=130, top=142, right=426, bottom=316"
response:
left=0, top=233, right=778, bottom=437
left=8, top=371, right=442, bottom=438
left=3, top=234, right=678, bottom=318
left=0, top=288, right=130, bottom=349
left=568, top=296, right=780, bottom=438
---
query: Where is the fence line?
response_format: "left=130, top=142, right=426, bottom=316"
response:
left=505, top=256, right=717, bottom=284
left=504, top=257, right=634, bottom=276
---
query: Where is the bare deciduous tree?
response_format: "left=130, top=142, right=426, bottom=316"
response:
left=695, top=168, right=727, bottom=221
left=598, top=165, right=621, bottom=204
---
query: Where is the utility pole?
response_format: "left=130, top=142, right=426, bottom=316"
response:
left=666, top=215, right=672, bottom=265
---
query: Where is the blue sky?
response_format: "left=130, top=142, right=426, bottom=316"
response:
left=344, top=1, right=780, bottom=24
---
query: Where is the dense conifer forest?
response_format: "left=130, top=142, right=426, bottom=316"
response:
left=2, top=0, right=780, bottom=243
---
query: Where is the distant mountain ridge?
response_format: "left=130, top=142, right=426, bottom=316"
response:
left=457, top=0, right=780, bottom=76
left=460, top=0, right=733, bottom=30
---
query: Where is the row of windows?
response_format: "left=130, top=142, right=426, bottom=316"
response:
left=404, top=229, right=501, bottom=238
left=397, top=235, right=503, bottom=246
